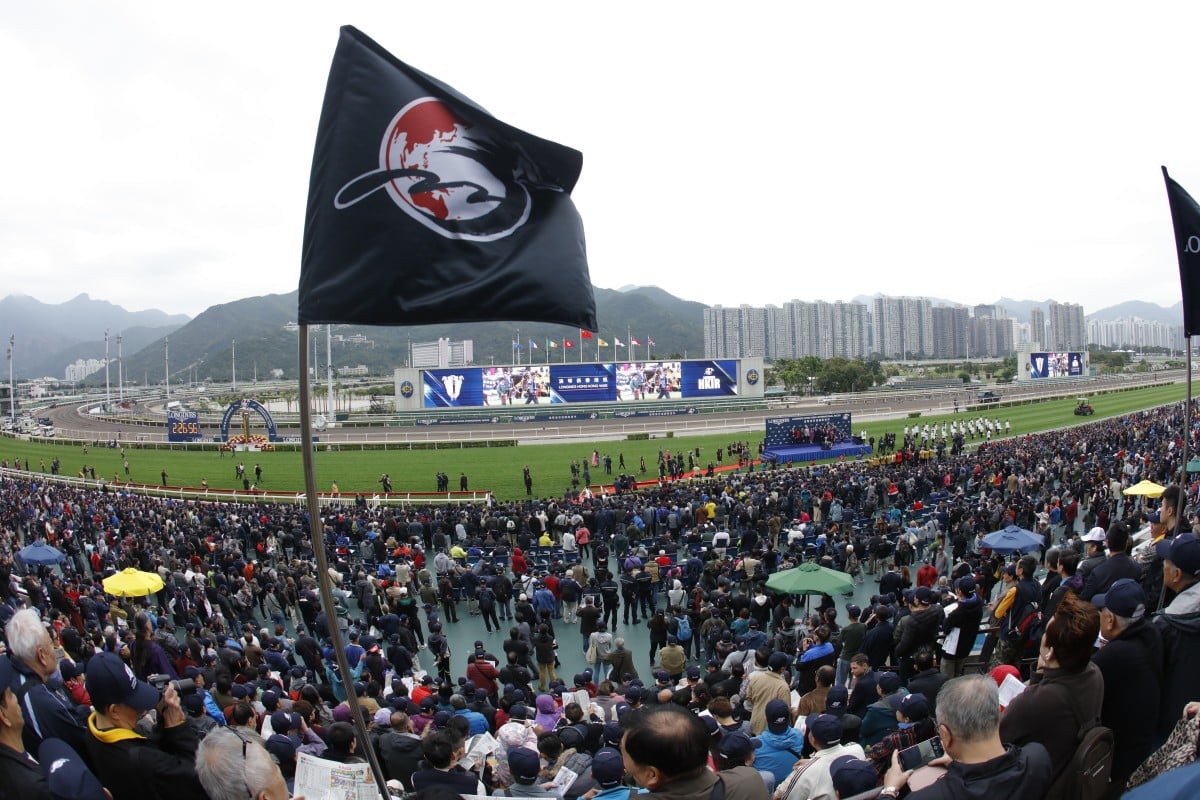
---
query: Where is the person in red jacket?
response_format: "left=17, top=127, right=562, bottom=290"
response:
left=512, top=548, right=527, bottom=578
left=916, top=561, right=938, bottom=588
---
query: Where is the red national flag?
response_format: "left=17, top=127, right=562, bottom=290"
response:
left=564, top=339, right=575, bottom=349
left=580, top=329, right=593, bottom=339
left=631, top=338, right=641, bottom=345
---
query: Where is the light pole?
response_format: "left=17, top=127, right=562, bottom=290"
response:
left=104, top=328, right=110, bottom=410
left=116, top=334, right=123, bottom=405
left=164, top=337, right=170, bottom=399
left=6, top=335, right=13, bottom=425
left=232, top=339, right=237, bottom=391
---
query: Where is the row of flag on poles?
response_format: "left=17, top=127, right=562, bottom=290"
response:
left=512, top=331, right=656, bottom=350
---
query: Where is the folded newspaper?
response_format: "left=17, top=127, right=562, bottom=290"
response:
left=294, top=751, right=379, bottom=800
left=458, top=731, right=501, bottom=772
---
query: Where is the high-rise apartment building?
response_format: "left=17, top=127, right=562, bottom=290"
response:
left=1047, top=302, right=1086, bottom=351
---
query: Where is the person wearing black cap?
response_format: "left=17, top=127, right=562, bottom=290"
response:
left=939, top=576, right=983, bottom=678
left=756, top=698, right=805, bottom=787
left=41, top=736, right=109, bottom=800
left=82, top=651, right=208, bottom=800
left=1152, top=532, right=1200, bottom=739
left=621, top=705, right=766, bottom=800
left=1091, top=578, right=1163, bottom=786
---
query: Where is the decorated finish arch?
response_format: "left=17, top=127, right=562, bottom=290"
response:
left=220, top=398, right=279, bottom=442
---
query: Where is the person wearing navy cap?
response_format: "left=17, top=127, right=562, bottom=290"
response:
left=865, top=693, right=935, bottom=777
left=589, top=747, right=629, bottom=800
left=41, top=737, right=107, bottom=800
left=1153, top=531, right=1200, bottom=739
left=860, top=672, right=907, bottom=747
left=782, top=714, right=867, bottom=800
left=0, top=653, right=54, bottom=799
left=829, top=755, right=880, bottom=799
left=1091, top=578, right=1163, bottom=785
left=82, top=651, right=208, bottom=800
left=502, top=745, right=556, bottom=796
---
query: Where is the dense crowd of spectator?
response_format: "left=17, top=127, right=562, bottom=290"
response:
left=1, top=401, right=1199, bottom=799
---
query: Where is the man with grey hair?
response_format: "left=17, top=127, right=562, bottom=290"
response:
left=195, top=726, right=291, bottom=800
left=5, top=608, right=90, bottom=763
left=879, top=674, right=1051, bottom=799
left=604, top=637, right=637, bottom=686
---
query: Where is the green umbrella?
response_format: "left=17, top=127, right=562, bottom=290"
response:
left=765, top=561, right=854, bottom=596
left=1188, top=458, right=1200, bottom=474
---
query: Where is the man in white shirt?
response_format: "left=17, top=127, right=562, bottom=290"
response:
left=776, top=713, right=866, bottom=800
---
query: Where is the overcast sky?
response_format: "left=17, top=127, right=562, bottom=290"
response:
left=2, top=2, right=1198, bottom=321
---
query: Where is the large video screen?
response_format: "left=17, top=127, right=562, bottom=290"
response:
left=681, top=360, right=738, bottom=398
left=549, top=364, right=616, bottom=403
left=482, top=366, right=551, bottom=405
left=615, top=361, right=681, bottom=400
left=424, top=360, right=743, bottom=407
left=1029, top=352, right=1083, bottom=379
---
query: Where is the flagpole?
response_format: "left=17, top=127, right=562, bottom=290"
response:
left=627, top=326, right=632, bottom=363
left=298, top=324, right=391, bottom=800
left=516, top=328, right=521, bottom=365
left=1180, top=334, right=1193, bottom=523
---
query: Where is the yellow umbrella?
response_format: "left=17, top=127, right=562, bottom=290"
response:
left=1123, top=479, right=1166, bottom=498
left=102, top=568, right=165, bottom=598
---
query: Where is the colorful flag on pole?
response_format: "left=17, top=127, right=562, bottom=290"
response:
left=529, top=339, right=539, bottom=349
left=631, top=338, right=641, bottom=346
left=297, top=26, right=597, bottom=330
left=563, top=339, right=575, bottom=349
left=1164, top=166, right=1200, bottom=336
left=512, top=340, right=521, bottom=349
left=547, top=340, right=558, bottom=349
left=580, top=329, right=593, bottom=339
left=614, top=337, right=624, bottom=347
left=647, top=338, right=655, bottom=347
left=598, top=338, right=609, bottom=347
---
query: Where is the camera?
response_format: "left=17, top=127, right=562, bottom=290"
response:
left=148, top=674, right=196, bottom=696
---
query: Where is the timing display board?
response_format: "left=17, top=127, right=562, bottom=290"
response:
left=166, top=410, right=202, bottom=442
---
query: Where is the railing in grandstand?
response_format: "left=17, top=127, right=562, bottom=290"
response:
left=0, top=466, right=488, bottom=507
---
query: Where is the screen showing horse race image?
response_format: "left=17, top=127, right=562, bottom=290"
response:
left=615, top=361, right=681, bottom=400
left=482, top=366, right=551, bottom=405
left=1029, top=352, right=1083, bottom=379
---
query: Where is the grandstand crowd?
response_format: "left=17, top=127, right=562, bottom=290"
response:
left=0, top=401, right=1199, bottom=799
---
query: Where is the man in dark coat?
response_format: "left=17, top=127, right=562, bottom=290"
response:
left=860, top=605, right=895, bottom=670
left=1080, top=523, right=1144, bottom=602
left=1091, top=579, right=1163, bottom=786
left=940, top=576, right=984, bottom=677
left=1152, top=533, right=1200, bottom=739
left=846, top=654, right=879, bottom=718
left=378, top=710, right=424, bottom=789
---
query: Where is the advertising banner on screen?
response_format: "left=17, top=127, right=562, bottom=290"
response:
left=549, top=364, right=616, bottom=403
left=1029, top=352, right=1083, bottom=379
left=423, top=368, right=484, bottom=407
left=681, top=360, right=738, bottom=398
left=482, top=366, right=551, bottom=405
left=615, top=362, right=681, bottom=400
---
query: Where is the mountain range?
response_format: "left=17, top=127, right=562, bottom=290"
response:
left=2, top=290, right=1184, bottom=381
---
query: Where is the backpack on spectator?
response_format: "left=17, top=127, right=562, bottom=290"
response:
left=676, top=615, right=692, bottom=641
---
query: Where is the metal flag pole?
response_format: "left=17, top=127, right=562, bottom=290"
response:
left=1179, top=334, right=1193, bottom=524
left=627, top=326, right=632, bottom=363
left=297, top=324, right=391, bottom=800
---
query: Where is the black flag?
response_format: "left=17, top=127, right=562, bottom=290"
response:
left=299, top=26, right=596, bottom=330
left=1163, top=166, right=1200, bottom=337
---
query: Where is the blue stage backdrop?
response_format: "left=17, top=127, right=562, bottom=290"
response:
left=764, top=413, right=854, bottom=450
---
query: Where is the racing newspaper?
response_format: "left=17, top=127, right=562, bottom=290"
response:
left=295, top=751, right=378, bottom=800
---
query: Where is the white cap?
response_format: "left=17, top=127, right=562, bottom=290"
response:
left=1081, top=527, right=1106, bottom=543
